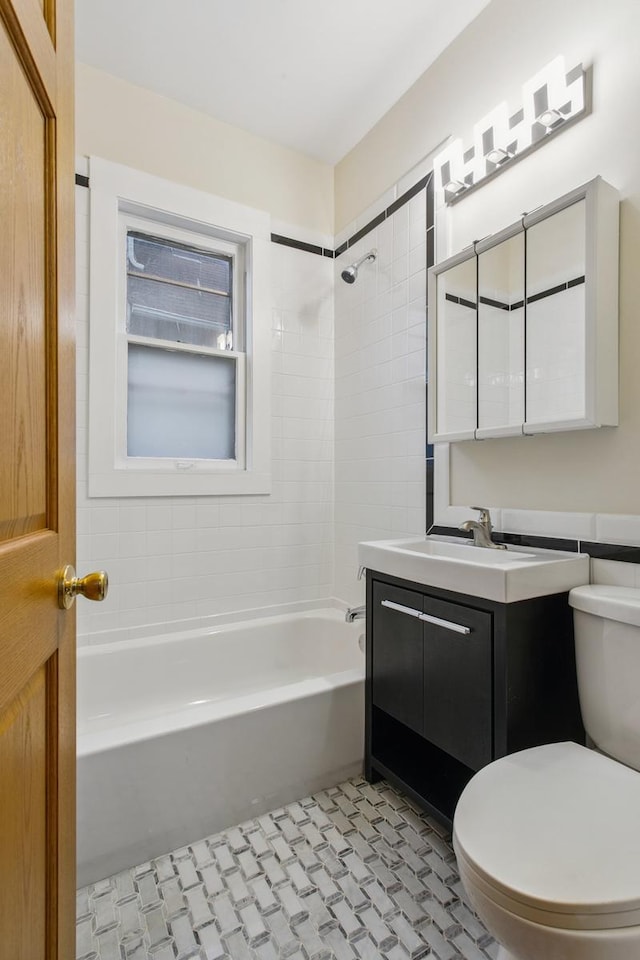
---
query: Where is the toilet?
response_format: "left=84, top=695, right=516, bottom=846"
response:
left=453, top=585, right=640, bottom=960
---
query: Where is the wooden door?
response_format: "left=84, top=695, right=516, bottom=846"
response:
left=0, top=0, right=76, bottom=957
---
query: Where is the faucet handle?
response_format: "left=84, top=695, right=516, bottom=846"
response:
left=470, top=506, right=492, bottom=528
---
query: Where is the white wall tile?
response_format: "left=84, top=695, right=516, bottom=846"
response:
left=501, top=509, right=597, bottom=541
left=333, top=191, right=428, bottom=606
left=76, top=187, right=335, bottom=642
left=392, top=205, right=410, bottom=261
left=353, top=187, right=396, bottom=236
left=595, top=514, right=640, bottom=547
left=409, top=242, right=427, bottom=276
left=77, top=171, right=574, bottom=636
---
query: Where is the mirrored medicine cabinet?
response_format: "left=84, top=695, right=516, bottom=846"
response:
left=427, top=176, right=620, bottom=442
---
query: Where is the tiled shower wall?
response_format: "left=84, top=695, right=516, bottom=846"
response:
left=333, top=182, right=431, bottom=606
left=76, top=185, right=334, bottom=641
left=76, top=166, right=431, bottom=639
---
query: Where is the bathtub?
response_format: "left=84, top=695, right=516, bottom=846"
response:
left=76, top=607, right=365, bottom=887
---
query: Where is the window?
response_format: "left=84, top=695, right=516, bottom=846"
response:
left=123, top=221, right=244, bottom=466
left=87, top=157, right=271, bottom=497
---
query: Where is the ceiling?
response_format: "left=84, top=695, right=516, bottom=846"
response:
left=75, top=0, right=491, bottom=166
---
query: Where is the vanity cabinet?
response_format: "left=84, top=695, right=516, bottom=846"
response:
left=428, top=175, right=619, bottom=442
left=365, top=570, right=584, bottom=826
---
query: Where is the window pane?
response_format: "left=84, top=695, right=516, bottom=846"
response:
left=127, top=231, right=232, bottom=347
left=128, top=232, right=231, bottom=292
left=127, top=344, right=236, bottom=460
left=127, top=275, right=231, bottom=346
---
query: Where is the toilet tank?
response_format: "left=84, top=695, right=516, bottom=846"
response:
left=569, top=585, right=640, bottom=771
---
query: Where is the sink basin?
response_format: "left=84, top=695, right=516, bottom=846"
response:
left=387, top=538, right=537, bottom=564
left=358, top=536, right=589, bottom=603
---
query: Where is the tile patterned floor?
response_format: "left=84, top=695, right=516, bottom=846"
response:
left=76, top=778, right=496, bottom=960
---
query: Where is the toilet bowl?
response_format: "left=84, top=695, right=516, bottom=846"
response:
left=453, top=585, right=640, bottom=960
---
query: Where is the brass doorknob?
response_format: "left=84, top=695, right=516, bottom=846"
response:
left=58, top=565, right=109, bottom=610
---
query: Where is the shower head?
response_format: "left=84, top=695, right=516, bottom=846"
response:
left=341, top=249, right=377, bottom=284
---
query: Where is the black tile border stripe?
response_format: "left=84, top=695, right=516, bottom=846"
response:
left=270, top=233, right=334, bottom=259
left=477, top=295, right=524, bottom=312
left=347, top=211, right=386, bottom=249
left=429, top=526, right=580, bottom=552
left=429, top=525, right=640, bottom=564
left=479, top=295, right=510, bottom=311
left=341, top=173, right=433, bottom=254
left=76, top=170, right=433, bottom=261
left=266, top=169, right=433, bottom=258
left=426, top=458, right=435, bottom=532
left=527, top=275, right=585, bottom=304
left=445, top=293, right=477, bottom=310
left=386, top=173, right=431, bottom=216
left=426, top=224, right=435, bottom=270
left=579, top=541, right=640, bottom=563
left=470, top=277, right=585, bottom=313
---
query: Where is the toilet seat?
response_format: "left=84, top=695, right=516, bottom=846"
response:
left=453, top=742, right=640, bottom=931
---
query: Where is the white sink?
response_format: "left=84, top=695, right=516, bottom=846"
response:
left=358, top=536, right=589, bottom=603
left=387, top=538, right=538, bottom=564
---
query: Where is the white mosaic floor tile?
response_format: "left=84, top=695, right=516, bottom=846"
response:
left=76, top=778, right=495, bottom=960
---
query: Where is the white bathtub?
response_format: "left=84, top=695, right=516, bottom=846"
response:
left=76, top=607, right=365, bottom=887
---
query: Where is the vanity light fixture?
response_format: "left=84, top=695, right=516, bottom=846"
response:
left=434, top=57, right=588, bottom=205
left=536, top=108, right=564, bottom=128
left=485, top=147, right=512, bottom=165
left=444, top=179, right=468, bottom=197
left=482, top=123, right=512, bottom=167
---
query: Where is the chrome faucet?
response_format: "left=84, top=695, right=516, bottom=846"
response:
left=458, top=507, right=507, bottom=550
left=345, top=604, right=366, bottom=622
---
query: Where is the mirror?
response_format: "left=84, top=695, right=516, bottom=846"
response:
left=428, top=177, right=618, bottom=450
left=434, top=253, right=477, bottom=438
left=477, top=228, right=525, bottom=436
left=525, top=199, right=586, bottom=427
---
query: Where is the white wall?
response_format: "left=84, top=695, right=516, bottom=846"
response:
left=336, top=0, right=640, bottom=524
left=77, top=63, right=334, bottom=237
left=76, top=183, right=334, bottom=641
left=333, top=185, right=428, bottom=605
left=76, top=65, right=341, bottom=641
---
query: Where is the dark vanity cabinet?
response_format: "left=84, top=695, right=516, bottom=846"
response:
left=365, top=571, right=584, bottom=826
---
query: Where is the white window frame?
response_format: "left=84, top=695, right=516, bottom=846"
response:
left=119, top=213, right=246, bottom=472
left=87, top=156, right=271, bottom=497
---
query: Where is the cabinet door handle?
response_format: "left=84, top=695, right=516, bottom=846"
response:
left=381, top=599, right=423, bottom=619
left=420, top=612, right=471, bottom=635
left=381, top=599, right=472, bottom=635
